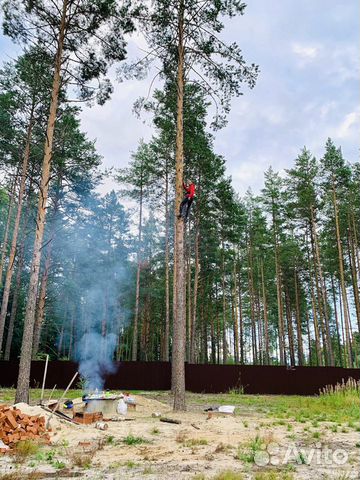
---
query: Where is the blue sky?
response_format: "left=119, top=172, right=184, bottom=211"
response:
left=0, top=0, right=359, bottom=196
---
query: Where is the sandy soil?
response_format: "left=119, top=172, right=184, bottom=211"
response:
left=0, top=394, right=359, bottom=479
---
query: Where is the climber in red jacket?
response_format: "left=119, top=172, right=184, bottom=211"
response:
left=179, top=180, right=196, bottom=221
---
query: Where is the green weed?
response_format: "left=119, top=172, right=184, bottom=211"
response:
left=236, top=435, right=264, bottom=463
left=213, top=471, right=244, bottom=480
left=13, top=440, right=41, bottom=464
left=254, top=473, right=294, bottom=480
left=105, top=435, right=117, bottom=445
left=122, top=434, right=149, bottom=445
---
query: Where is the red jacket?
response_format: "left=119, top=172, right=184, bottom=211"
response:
left=183, top=182, right=195, bottom=199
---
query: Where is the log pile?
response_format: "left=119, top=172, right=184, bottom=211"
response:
left=0, top=405, right=50, bottom=449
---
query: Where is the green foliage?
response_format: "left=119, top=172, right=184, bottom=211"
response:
left=122, top=434, right=150, bottom=445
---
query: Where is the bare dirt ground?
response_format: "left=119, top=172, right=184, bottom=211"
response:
left=0, top=390, right=359, bottom=480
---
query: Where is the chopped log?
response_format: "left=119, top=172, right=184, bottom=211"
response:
left=160, top=417, right=182, bottom=424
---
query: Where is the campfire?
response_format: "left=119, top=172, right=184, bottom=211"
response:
left=82, top=390, right=123, bottom=416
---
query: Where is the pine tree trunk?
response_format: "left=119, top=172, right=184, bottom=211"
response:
left=163, top=167, right=170, bottom=361
left=330, top=275, right=342, bottom=366
left=4, top=182, right=33, bottom=360
left=0, top=110, right=34, bottom=349
left=350, top=211, right=360, bottom=279
left=68, top=306, right=74, bottom=360
left=0, top=178, right=17, bottom=288
left=305, top=309, right=312, bottom=365
left=15, top=0, right=67, bottom=404
left=32, top=175, right=62, bottom=360
left=306, top=233, right=322, bottom=365
left=221, top=243, right=228, bottom=364
left=348, top=219, right=360, bottom=332
left=172, top=0, right=186, bottom=411
left=332, top=186, right=352, bottom=367
left=202, top=293, right=208, bottom=363
left=309, top=232, right=328, bottom=362
left=186, top=231, right=191, bottom=362
left=256, top=293, right=263, bottom=364
left=260, top=259, right=269, bottom=364
left=309, top=262, right=322, bottom=365
left=237, top=261, right=244, bottom=364
left=3, top=264, right=22, bottom=361
left=272, top=207, right=285, bottom=365
left=32, top=246, right=51, bottom=359
left=338, top=280, right=347, bottom=367
left=210, top=306, right=216, bottom=364
left=232, top=261, right=239, bottom=363
left=310, top=207, right=333, bottom=365
left=294, top=270, right=304, bottom=365
left=248, top=242, right=258, bottom=364
left=132, top=186, right=143, bottom=361
left=285, top=287, right=295, bottom=366
left=190, top=210, right=200, bottom=363
left=57, top=320, right=64, bottom=357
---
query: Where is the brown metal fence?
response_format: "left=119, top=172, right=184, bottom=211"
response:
left=0, top=361, right=359, bottom=395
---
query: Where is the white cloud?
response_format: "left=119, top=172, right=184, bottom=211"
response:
left=292, top=43, right=319, bottom=59
left=336, top=109, right=360, bottom=139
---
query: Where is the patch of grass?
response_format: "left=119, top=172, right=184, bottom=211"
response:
left=150, top=427, right=160, bottom=435
left=70, top=452, right=93, bottom=468
left=52, top=460, right=66, bottom=469
left=45, top=449, right=57, bottom=462
left=254, top=473, right=294, bottom=480
left=13, top=440, right=41, bottom=464
left=236, top=435, right=264, bottom=463
left=105, top=435, right=117, bottom=445
left=184, top=438, right=208, bottom=447
left=284, top=464, right=296, bottom=472
left=212, top=471, right=244, bottom=480
left=124, top=460, right=138, bottom=468
left=297, top=452, right=307, bottom=464
left=312, top=431, right=321, bottom=439
left=122, top=434, right=149, bottom=445
left=177, top=379, right=359, bottom=425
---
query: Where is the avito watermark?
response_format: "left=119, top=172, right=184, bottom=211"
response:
left=253, top=442, right=348, bottom=467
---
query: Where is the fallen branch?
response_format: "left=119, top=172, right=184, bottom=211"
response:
left=160, top=417, right=181, bottom=425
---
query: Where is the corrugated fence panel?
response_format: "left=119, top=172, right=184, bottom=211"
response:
left=0, top=361, right=358, bottom=395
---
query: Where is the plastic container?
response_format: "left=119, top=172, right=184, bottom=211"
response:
left=117, top=398, right=128, bottom=416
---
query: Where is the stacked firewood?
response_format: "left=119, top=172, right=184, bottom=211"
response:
left=0, top=405, right=50, bottom=449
